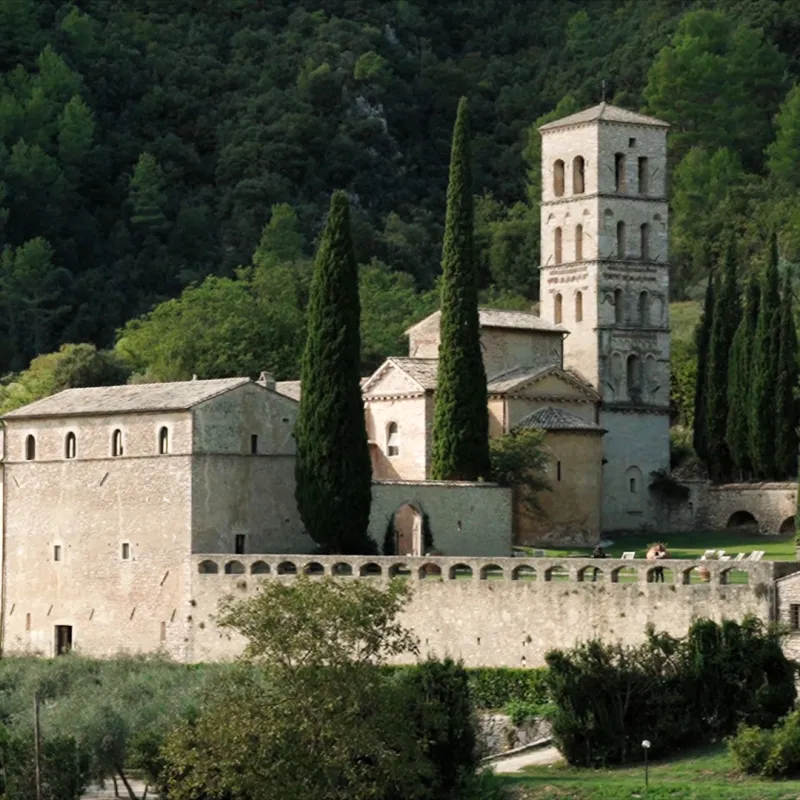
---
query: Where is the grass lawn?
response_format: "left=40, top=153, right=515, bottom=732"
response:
left=526, top=529, right=796, bottom=561
left=505, top=742, right=800, bottom=799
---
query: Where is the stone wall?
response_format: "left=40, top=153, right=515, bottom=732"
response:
left=369, top=480, right=512, bottom=557
left=186, top=554, right=797, bottom=666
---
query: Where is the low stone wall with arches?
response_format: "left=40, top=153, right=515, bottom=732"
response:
left=188, top=554, right=800, bottom=666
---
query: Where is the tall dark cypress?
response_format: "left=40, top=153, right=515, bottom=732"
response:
left=693, top=271, right=714, bottom=463
left=295, top=191, right=373, bottom=554
left=775, top=272, right=798, bottom=479
left=706, top=240, right=740, bottom=482
left=726, top=275, right=760, bottom=479
left=748, top=234, right=782, bottom=479
left=430, top=97, right=490, bottom=481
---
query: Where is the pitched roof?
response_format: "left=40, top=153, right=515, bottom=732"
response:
left=362, top=358, right=439, bottom=394
left=405, top=308, right=564, bottom=336
left=539, top=103, right=669, bottom=132
left=487, top=364, right=600, bottom=400
left=514, top=406, right=605, bottom=433
left=275, top=380, right=302, bottom=402
left=3, top=378, right=251, bottom=419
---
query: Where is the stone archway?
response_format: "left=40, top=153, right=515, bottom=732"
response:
left=780, top=516, right=795, bottom=535
left=726, top=510, right=758, bottom=532
left=393, top=504, right=423, bottom=556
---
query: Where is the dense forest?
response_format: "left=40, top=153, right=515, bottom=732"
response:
left=3, top=0, right=800, bottom=390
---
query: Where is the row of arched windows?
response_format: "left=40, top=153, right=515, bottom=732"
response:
left=552, top=154, right=650, bottom=197
left=553, top=289, right=654, bottom=327
left=24, top=427, right=171, bottom=461
left=553, top=156, right=584, bottom=197
left=552, top=222, right=652, bottom=265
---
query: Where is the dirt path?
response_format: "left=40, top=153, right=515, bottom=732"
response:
left=82, top=778, right=151, bottom=799
left=490, top=745, right=563, bottom=773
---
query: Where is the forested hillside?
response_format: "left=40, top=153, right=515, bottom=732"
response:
left=2, top=0, right=800, bottom=384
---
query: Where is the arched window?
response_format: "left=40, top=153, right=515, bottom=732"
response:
left=553, top=159, right=565, bottom=197
left=616, top=221, right=626, bottom=259
left=614, top=288, right=624, bottom=325
left=575, top=291, right=583, bottom=322
left=158, top=426, right=169, bottom=455
left=640, top=223, right=650, bottom=260
left=639, top=291, right=650, bottom=326
left=572, top=156, right=585, bottom=194
left=627, top=354, right=641, bottom=395
left=386, top=422, right=399, bottom=457
left=65, top=432, right=76, bottom=460
left=111, top=429, right=123, bottom=457
left=554, top=293, right=563, bottom=324
left=615, top=153, right=626, bottom=192
left=554, top=227, right=562, bottom=265
left=25, top=434, right=36, bottom=461
left=575, top=224, right=583, bottom=261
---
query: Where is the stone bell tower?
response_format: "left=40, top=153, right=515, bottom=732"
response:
left=538, top=103, right=671, bottom=532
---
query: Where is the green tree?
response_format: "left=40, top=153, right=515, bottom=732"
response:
left=0, top=343, right=130, bottom=414
left=128, top=152, right=168, bottom=231
left=705, top=240, right=740, bottom=481
left=644, top=10, right=786, bottom=170
left=295, top=191, right=373, bottom=554
left=160, top=576, right=425, bottom=800
left=767, top=83, right=800, bottom=191
left=748, top=234, right=782, bottom=479
left=489, top=428, right=550, bottom=514
left=774, top=272, right=798, bottom=479
left=693, top=271, right=714, bottom=464
left=727, top=275, right=760, bottom=478
left=57, top=94, right=94, bottom=169
left=431, top=98, right=490, bottom=481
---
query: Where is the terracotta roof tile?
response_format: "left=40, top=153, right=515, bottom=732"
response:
left=514, top=406, right=604, bottom=432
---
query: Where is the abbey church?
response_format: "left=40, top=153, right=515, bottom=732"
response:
left=0, top=103, right=676, bottom=660
left=350, top=102, right=671, bottom=542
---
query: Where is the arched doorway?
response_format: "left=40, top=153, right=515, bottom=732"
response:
left=393, top=504, right=422, bottom=556
left=779, top=516, right=795, bottom=535
left=726, top=510, right=758, bottom=533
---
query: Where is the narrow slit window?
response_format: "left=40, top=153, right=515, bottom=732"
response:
left=556, top=461, right=562, bottom=481
left=575, top=291, right=583, bottom=322
left=614, top=288, right=624, bottom=324
left=554, top=293, right=563, bottom=324
left=553, top=159, right=565, bottom=196
left=25, top=434, right=36, bottom=461
left=112, top=429, right=123, bottom=457
left=640, top=223, right=650, bottom=261
left=160, top=621, right=166, bottom=642
left=554, top=227, right=562, bottom=265
left=572, top=156, right=585, bottom=194
left=65, top=432, right=76, bottom=459
left=792, top=604, right=800, bottom=631
left=121, top=542, right=130, bottom=560
left=250, top=434, right=258, bottom=455
left=630, top=477, right=638, bottom=493
left=639, top=291, right=650, bottom=325
left=615, top=153, right=626, bottom=192
left=53, top=545, right=62, bottom=562
left=575, top=224, right=583, bottom=261
left=158, top=426, right=169, bottom=455
left=235, top=534, right=246, bottom=555
left=387, top=422, right=399, bottom=456
left=638, top=156, right=649, bottom=194
left=617, top=221, right=626, bottom=259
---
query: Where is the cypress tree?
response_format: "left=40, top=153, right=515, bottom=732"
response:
left=294, top=191, right=373, bottom=554
left=706, top=240, right=740, bottom=482
left=726, top=275, right=760, bottom=479
left=430, top=98, right=490, bottom=481
left=748, top=234, right=782, bottom=479
left=775, top=272, right=798, bottom=479
left=693, top=270, right=714, bottom=463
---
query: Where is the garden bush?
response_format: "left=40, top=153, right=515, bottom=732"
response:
left=546, top=618, right=796, bottom=767
left=730, top=711, right=800, bottom=778
left=466, top=667, right=549, bottom=709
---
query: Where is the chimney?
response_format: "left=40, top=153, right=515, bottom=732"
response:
left=257, top=371, right=276, bottom=390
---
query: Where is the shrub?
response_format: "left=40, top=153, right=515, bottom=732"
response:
left=546, top=618, right=796, bottom=767
left=730, top=711, right=800, bottom=778
left=467, top=667, right=549, bottom=710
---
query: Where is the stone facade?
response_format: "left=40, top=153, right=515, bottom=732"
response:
left=1, top=379, right=310, bottom=659
left=187, top=554, right=800, bottom=666
left=539, top=103, right=671, bottom=532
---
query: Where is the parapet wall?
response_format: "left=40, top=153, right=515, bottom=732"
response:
left=188, top=554, right=797, bottom=667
